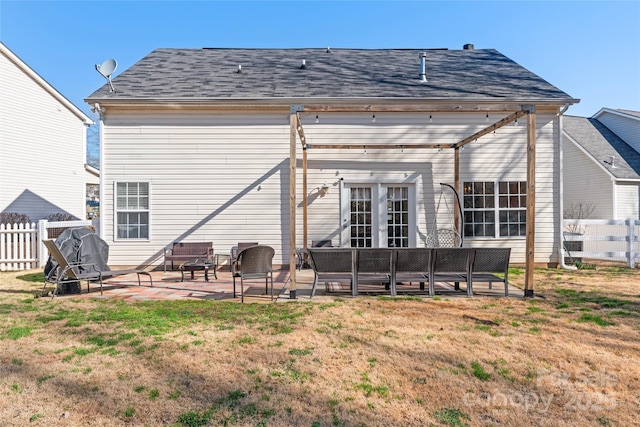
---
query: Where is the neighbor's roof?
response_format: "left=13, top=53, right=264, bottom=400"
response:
left=593, top=108, right=640, bottom=120
left=563, top=115, right=640, bottom=180
left=86, top=48, right=577, bottom=105
left=1, top=42, right=93, bottom=125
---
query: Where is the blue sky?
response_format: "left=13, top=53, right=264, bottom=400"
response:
left=1, top=1, right=639, bottom=119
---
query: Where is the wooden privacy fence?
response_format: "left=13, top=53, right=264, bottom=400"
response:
left=563, top=218, right=640, bottom=268
left=0, top=220, right=93, bottom=271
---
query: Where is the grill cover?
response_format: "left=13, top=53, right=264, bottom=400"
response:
left=44, top=227, right=110, bottom=278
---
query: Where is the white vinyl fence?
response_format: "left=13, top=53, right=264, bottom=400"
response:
left=0, top=220, right=93, bottom=271
left=563, top=218, right=640, bottom=268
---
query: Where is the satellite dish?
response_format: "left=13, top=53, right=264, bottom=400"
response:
left=95, top=58, right=117, bottom=92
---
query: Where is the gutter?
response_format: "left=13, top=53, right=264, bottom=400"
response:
left=558, top=103, right=578, bottom=270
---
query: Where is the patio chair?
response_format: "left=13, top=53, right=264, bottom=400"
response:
left=231, top=242, right=259, bottom=276
left=430, top=247, right=475, bottom=297
left=466, top=248, right=511, bottom=296
left=297, top=239, right=334, bottom=271
left=232, top=245, right=275, bottom=303
left=355, top=248, right=394, bottom=297
left=307, top=248, right=354, bottom=298
left=394, top=248, right=432, bottom=294
left=42, top=240, right=152, bottom=298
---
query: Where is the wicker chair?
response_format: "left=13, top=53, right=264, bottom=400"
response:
left=231, top=242, right=259, bottom=276
left=232, top=245, right=274, bottom=303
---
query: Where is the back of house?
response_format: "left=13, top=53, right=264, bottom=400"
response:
left=85, top=45, right=577, bottom=269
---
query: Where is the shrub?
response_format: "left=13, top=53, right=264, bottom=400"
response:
left=45, top=212, right=79, bottom=221
left=0, top=212, right=31, bottom=225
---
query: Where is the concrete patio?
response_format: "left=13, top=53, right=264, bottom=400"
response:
left=48, top=267, right=523, bottom=302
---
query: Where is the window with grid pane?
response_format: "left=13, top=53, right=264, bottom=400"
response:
left=498, top=181, right=527, bottom=237
left=463, top=181, right=526, bottom=238
left=116, top=182, right=149, bottom=239
left=386, top=186, right=409, bottom=247
left=350, top=187, right=372, bottom=247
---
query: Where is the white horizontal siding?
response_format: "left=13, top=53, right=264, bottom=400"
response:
left=596, top=112, right=640, bottom=154
left=0, top=51, right=86, bottom=221
left=102, top=110, right=561, bottom=267
left=615, top=184, right=640, bottom=220
left=563, top=140, right=614, bottom=219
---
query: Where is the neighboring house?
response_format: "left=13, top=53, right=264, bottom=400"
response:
left=85, top=46, right=577, bottom=275
left=0, top=42, right=93, bottom=222
left=562, top=109, right=640, bottom=220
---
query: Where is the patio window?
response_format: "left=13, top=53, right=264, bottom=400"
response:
left=463, top=181, right=526, bottom=238
left=115, top=182, right=149, bottom=240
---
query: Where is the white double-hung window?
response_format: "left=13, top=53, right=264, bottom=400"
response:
left=462, top=181, right=527, bottom=238
left=115, top=182, right=150, bottom=240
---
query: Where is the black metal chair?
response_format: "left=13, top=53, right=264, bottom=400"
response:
left=430, top=247, right=475, bottom=297
left=307, top=248, right=354, bottom=298
left=394, top=248, right=432, bottom=295
left=355, top=248, right=394, bottom=297
left=232, top=245, right=274, bottom=303
left=466, top=248, right=511, bottom=296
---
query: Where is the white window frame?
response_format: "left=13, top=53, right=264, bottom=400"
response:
left=462, top=180, right=527, bottom=240
left=339, top=180, right=417, bottom=247
left=114, top=181, right=151, bottom=241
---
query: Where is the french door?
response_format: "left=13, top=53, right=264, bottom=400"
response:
left=340, top=182, right=416, bottom=248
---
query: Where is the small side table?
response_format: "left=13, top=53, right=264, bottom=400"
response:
left=215, top=253, right=231, bottom=271
left=179, top=258, right=217, bottom=282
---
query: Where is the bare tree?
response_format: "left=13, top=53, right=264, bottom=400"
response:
left=86, top=123, right=100, bottom=169
left=564, top=201, right=596, bottom=234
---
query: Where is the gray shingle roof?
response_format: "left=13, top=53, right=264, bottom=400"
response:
left=86, top=48, right=576, bottom=103
left=563, top=115, right=640, bottom=180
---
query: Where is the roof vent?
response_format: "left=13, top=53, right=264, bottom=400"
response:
left=237, top=65, right=242, bottom=74
left=326, top=46, right=331, bottom=53
left=419, top=52, right=427, bottom=82
left=300, top=59, right=307, bottom=69
left=463, top=43, right=474, bottom=50
left=609, top=156, right=617, bottom=168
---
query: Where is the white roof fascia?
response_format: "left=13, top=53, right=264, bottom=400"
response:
left=562, top=128, right=619, bottom=181
left=0, top=42, right=94, bottom=125
left=593, top=107, right=640, bottom=122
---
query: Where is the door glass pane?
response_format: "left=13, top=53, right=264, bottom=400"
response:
left=350, top=187, right=372, bottom=247
left=386, top=186, right=409, bottom=247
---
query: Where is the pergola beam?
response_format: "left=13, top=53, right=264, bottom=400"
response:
left=300, top=104, right=526, bottom=113
left=454, top=110, right=527, bottom=148
left=289, top=103, right=539, bottom=299
left=307, top=143, right=453, bottom=150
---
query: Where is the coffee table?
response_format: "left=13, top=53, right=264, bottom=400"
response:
left=179, top=258, right=217, bottom=282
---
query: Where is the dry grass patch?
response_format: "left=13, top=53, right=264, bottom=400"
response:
left=0, top=266, right=638, bottom=426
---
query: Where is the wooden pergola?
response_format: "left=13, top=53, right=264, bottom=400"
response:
left=288, top=103, right=539, bottom=299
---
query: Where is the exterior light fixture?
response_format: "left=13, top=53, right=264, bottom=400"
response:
left=320, top=182, right=329, bottom=196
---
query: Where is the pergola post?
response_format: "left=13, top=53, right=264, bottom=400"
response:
left=454, top=147, right=460, bottom=233
left=524, top=105, right=536, bottom=297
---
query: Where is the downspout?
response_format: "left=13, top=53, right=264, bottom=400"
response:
left=557, top=104, right=577, bottom=270
left=93, top=103, right=105, bottom=239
